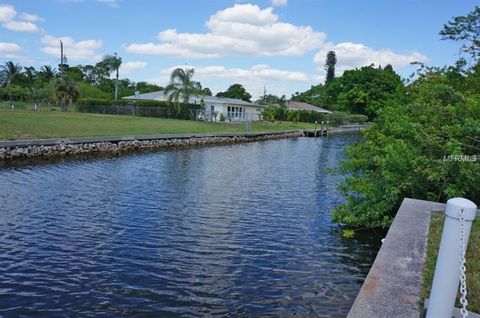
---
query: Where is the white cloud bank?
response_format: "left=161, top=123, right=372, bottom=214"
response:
left=120, top=61, right=147, bottom=75
left=19, top=12, right=45, bottom=22
left=97, top=0, right=120, bottom=7
left=271, top=0, right=288, bottom=7
left=125, top=4, right=326, bottom=58
left=314, top=42, right=427, bottom=73
left=0, top=4, right=42, bottom=32
left=0, top=42, right=22, bottom=58
left=41, top=35, right=103, bottom=61
left=125, top=3, right=426, bottom=75
left=0, top=4, right=16, bottom=22
left=153, top=64, right=311, bottom=98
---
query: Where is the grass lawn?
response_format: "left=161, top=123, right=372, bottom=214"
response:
left=422, top=214, right=479, bottom=313
left=0, top=109, right=316, bottom=140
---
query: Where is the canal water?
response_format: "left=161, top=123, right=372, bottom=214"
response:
left=0, top=136, right=381, bottom=317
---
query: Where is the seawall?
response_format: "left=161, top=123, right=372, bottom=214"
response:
left=0, top=131, right=302, bottom=161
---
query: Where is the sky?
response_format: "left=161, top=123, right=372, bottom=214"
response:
left=0, top=0, right=477, bottom=99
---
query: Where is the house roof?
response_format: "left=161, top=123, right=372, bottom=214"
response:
left=123, top=91, right=265, bottom=108
left=286, top=101, right=332, bottom=113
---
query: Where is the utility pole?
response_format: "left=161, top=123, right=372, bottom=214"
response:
left=114, top=52, right=119, bottom=100
left=60, top=40, right=64, bottom=80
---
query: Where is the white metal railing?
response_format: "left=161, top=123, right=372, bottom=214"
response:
left=426, top=198, right=477, bottom=318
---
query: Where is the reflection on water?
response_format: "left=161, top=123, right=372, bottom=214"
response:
left=0, top=136, right=381, bottom=317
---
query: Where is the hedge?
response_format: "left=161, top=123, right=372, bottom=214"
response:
left=262, top=105, right=326, bottom=123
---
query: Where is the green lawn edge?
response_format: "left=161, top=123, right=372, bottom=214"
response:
left=422, top=214, right=479, bottom=313
left=0, top=109, right=316, bottom=141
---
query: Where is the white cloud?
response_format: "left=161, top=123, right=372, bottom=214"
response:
left=0, top=4, right=41, bottom=32
left=271, top=0, right=288, bottom=6
left=97, top=0, right=120, bottom=7
left=41, top=35, right=103, bottom=61
left=124, top=3, right=427, bottom=75
left=19, top=12, right=45, bottom=22
left=0, top=42, right=22, bottom=58
left=125, top=4, right=325, bottom=58
left=314, top=42, right=427, bottom=74
left=3, top=20, right=38, bottom=32
left=120, top=61, right=147, bottom=75
left=154, top=64, right=311, bottom=98
left=0, top=4, right=16, bottom=22
left=192, top=64, right=308, bottom=82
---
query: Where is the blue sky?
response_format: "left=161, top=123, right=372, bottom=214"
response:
left=0, top=0, right=477, bottom=98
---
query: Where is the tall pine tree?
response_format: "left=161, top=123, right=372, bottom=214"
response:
left=325, top=51, right=337, bottom=83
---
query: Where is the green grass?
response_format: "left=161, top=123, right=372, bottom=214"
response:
left=0, top=101, right=65, bottom=112
left=0, top=109, right=316, bottom=140
left=422, top=214, right=479, bottom=313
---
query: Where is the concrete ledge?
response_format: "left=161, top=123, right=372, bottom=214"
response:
left=0, top=131, right=304, bottom=161
left=0, top=125, right=368, bottom=149
left=348, top=198, right=446, bottom=318
left=328, top=124, right=370, bottom=135
left=303, top=124, right=370, bottom=137
left=0, top=130, right=301, bottom=149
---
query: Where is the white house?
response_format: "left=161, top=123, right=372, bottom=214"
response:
left=123, top=91, right=266, bottom=122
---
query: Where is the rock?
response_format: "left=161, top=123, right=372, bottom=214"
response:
left=0, top=132, right=302, bottom=161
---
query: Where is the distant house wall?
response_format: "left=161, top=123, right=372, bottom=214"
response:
left=205, top=104, right=263, bottom=122
left=124, top=91, right=265, bottom=122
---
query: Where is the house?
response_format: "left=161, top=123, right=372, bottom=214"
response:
left=123, top=91, right=266, bottom=122
left=286, top=101, right=332, bottom=114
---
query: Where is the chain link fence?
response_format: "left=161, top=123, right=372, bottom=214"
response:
left=78, top=104, right=203, bottom=121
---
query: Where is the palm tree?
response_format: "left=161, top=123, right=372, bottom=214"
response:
left=39, top=65, right=56, bottom=82
left=163, top=68, right=202, bottom=112
left=1, top=61, right=22, bottom=105
left=102, top=53, right=122, bottom=100
left=24, top=67, right=36, bottom=98
left=52, top=76, right=80, bottom=111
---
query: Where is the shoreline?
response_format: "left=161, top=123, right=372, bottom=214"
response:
left=0, top=125, right=369, bottom=161
left=0, top=131, right=303, bottom=161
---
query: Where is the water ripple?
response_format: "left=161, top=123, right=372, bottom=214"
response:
left=0, top=136, right=381, bottom=317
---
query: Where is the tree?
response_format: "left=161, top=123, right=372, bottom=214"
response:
left=136, top=81, right=162, bottom=94
left=440, top=5, right=480, bottom=61
left=81, top=65, right=98, bottom=84
left=323, top=65, right=405, bottom=119
left=384, top=64, right=394, bottom=73
left=257, top=94, right=286, bottom=106
left=102, top=53, right=122, bottom=100
left=65, top=66, right=85, bottom=82
left=332, top=67, right=480, bottom=228
left=216, top=83, right=252, bottom=102
left=52, top=75, right=80, bottom=111
left=163, top=68, right=202, bottom=111
left=39, top=65, right=56, bottom=82
left=201, top=87, right=212, bottom=96
left=23, top=67, right=36, bottom=92
left=325, top=51, right=337, bottom=83
left=291, top=84, right=325, bottom=106
left=1, top=61, right=22, bottom=104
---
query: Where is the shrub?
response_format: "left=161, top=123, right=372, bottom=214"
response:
left=262, top=105, right=326, bottom=123
left=287, top=110, right=300, bottom=123
left=325, top=111, right=349, bottom=126
left=346, top=114, right=368, bottom=124
left=262, top=106, right=277, bottom=122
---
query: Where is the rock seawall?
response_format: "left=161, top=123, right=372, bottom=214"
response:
left=0, top=132, right=302, bottom=161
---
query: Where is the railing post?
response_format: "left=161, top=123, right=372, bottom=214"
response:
left=426, top=197, right=477, bottom=318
